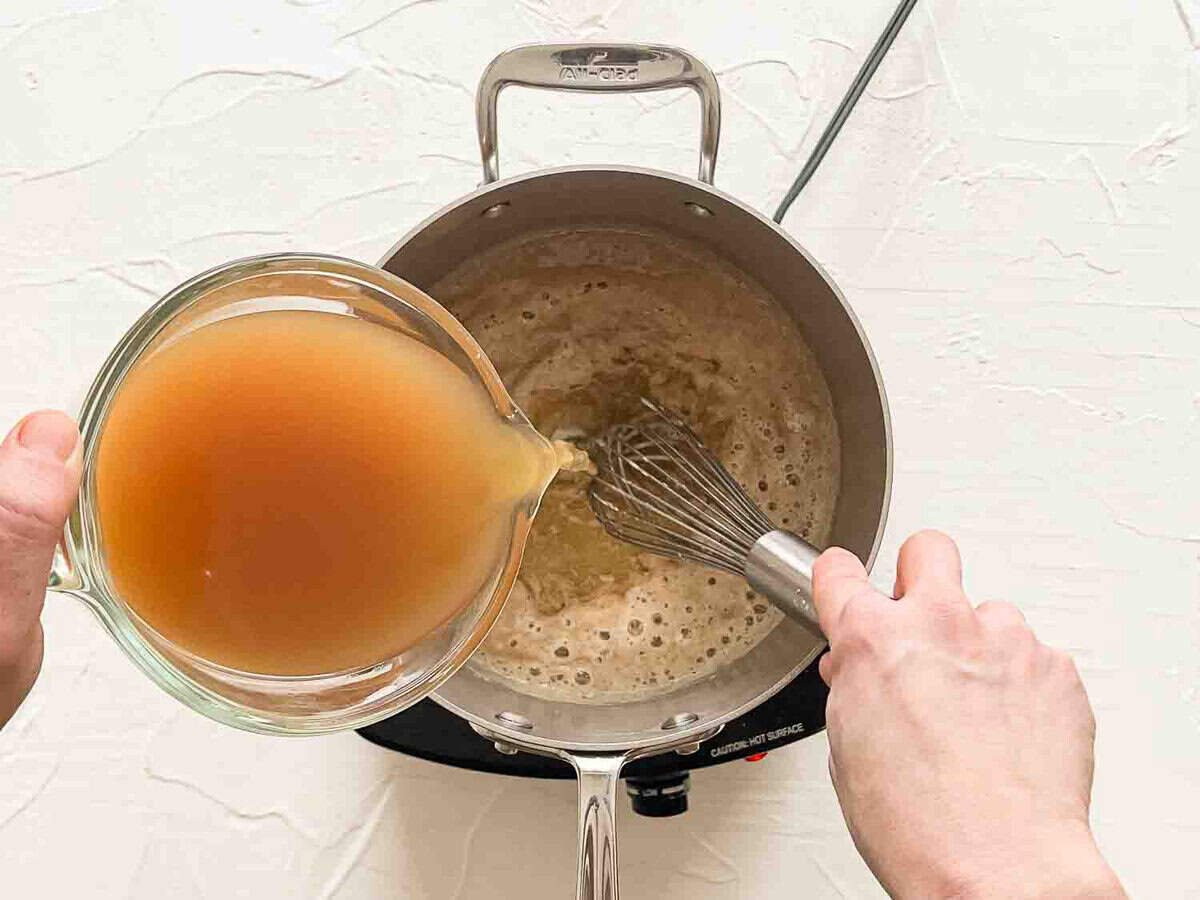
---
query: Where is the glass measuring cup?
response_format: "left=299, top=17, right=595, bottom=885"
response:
left=48, top=253, right=559, bottom=735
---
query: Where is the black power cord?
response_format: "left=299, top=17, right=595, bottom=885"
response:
left=773, top=0, right=920, bottom=223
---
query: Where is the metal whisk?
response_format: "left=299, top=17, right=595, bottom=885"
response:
left=587, top=399, right=825, bottom=636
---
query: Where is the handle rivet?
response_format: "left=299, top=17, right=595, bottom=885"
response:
left=683, top=201, right=713, bottom=218
left=481, top=201, right=510, bottom=219
left=661, top=712, right=699, bottom=730
left=496, top=710, right=534, bottom=729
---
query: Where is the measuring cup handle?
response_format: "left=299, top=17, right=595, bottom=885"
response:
left=48, top=542, right=82, bottom=591
left=476, top=43, right=721, bottom=185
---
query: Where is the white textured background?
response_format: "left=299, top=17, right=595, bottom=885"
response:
left=2, top=1, right=1198, bottom=897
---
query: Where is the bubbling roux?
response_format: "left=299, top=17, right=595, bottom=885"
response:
left=432, top=228, right=840, bottom=703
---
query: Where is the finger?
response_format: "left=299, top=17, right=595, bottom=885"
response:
left=894, top=529, right=964, bottom=600
left=818, top=650, right=832, bottom=686
left=0, top=411, right=82, bottom=661
left=812, top=546, right=887, bottom=640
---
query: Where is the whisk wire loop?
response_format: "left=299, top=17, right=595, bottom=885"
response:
left=587, top=399, right=777, bottom=576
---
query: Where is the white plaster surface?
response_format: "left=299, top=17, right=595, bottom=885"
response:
left=2, top=1, right=1198, bottom=896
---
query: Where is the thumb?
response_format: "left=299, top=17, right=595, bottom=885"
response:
left=811, top=546, right=887, bottom=641
left=0, top=411, right=82, bottom=678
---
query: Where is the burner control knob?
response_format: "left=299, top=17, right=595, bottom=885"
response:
left=625, top=773, right=690, bottom=818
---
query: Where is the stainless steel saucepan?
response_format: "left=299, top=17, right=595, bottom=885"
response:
left=379, top=43, right=893, bottom=900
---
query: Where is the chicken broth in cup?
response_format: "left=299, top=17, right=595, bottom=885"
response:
left=96, top=307, right=557, bottom=676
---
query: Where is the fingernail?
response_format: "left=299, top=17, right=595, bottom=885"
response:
left=16, top=410, right=81, bottom=463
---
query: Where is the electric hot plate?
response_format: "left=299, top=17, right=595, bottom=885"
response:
left=357, top=657, right=828, bottom=817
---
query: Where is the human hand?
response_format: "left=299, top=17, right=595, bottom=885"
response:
left=0, top=411, right=82, bottom=728
left=813, top=530, right=1125, bottom=899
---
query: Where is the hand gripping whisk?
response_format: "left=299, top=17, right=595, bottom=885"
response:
left=587, top=399, right=826, bottom=637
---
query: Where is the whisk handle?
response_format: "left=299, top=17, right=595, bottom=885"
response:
left=745, top=531, right=824, bottom=638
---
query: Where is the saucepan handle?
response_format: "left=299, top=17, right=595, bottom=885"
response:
left=570, top=753, right=627, bottom=900
left=476, top=43, right=720, bottom=185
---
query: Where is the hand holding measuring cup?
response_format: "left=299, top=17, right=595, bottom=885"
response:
left=0, top=410, right=82, bottom=727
